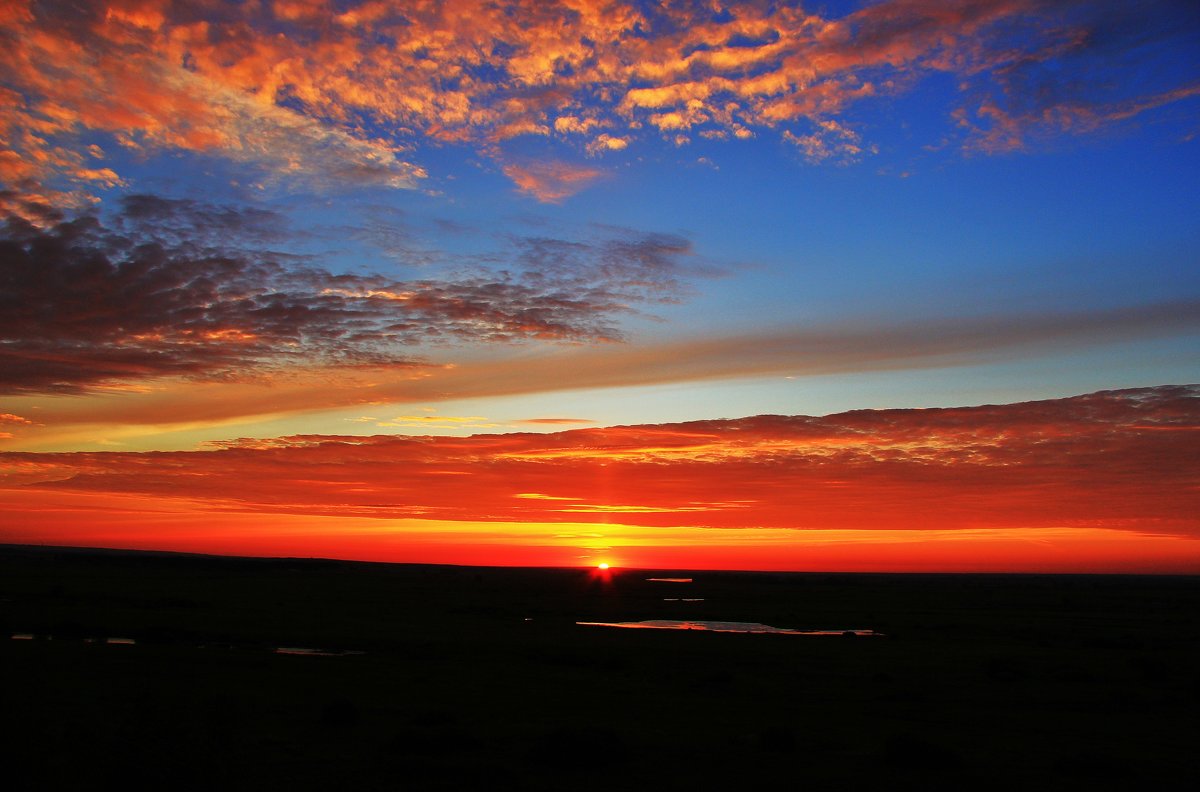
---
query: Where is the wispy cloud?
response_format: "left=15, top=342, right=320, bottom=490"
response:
left=375, top=414, right=500, bottom=430
left=962, top=82, right=1200, bottom=154
left=7, top=296, right=1198, bottom=437
left=514, top=418, right=596, bottom=426
left=381, top=299, right=1200, bottom=408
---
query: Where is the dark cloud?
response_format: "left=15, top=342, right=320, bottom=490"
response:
left=0, top=200, right=697, bottom=394
left=512, top=228, right=695, bottom=304
left=117, top=194, right=292, bottom=246
left=957, top=0, right=1200, bottom=151
left=345, top=204, right=444, bottom=268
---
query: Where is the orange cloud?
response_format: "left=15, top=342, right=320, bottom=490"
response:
left=2, top=386, right=1198, bottom=571
left=554, top=115, right=603, bottom=135
left=3, top=385, right=1197, bottom=530
left=585, top=133, right=628, bottom=156
left=501, top=160, right=607, bottom=202
left=3, top=0, right=1194, bottom=207
left=783, top=119, right=869, bottom=163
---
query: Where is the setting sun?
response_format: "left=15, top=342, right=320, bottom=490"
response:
left=597, top=563, right=610, bottom=570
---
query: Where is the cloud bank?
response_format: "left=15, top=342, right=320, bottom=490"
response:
left=4, top=386, right=1197, bottom=538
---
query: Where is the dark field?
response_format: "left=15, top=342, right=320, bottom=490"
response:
left=2, top=545, right=1198, bottom=789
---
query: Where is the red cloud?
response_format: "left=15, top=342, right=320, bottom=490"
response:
left=4, top=386, right=1197, bottom=538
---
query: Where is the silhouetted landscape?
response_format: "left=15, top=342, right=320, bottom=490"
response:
left=2, top=544, right=1198, bottom=789
left=5, top=4, right=1198, bottom=789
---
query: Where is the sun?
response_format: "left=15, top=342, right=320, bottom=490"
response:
left=597, top=562, right=610, bottom=570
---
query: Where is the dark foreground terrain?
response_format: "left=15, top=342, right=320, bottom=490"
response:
left=2, top=545, right=1198, bottom=790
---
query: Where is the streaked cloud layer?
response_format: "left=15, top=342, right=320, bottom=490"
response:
left=2, top=296, right=1195, bottom=449
left=2, top=386, right=1198, bottom=571
left=4, top=386, right=1197, bottom=531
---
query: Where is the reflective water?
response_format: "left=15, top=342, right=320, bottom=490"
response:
left=13, top=634, right=136, bottom=643
left=577, top=620, right=880, bottom=636
left=274, top=647, right=366, bottom=656
left=10, top=633, right=363, bottom=654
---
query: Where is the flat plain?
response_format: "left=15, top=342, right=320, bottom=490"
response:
left=2, top=545, right=1198, bottom=789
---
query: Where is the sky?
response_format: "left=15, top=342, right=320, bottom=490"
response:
left=1, top=0, right=1199, bottom=572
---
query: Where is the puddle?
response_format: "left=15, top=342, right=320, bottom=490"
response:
left=11, top=632, right=364, bottom=655
left=274, top=647, right=366, bottom=657
left=577, top=620, right=880, bottom=636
